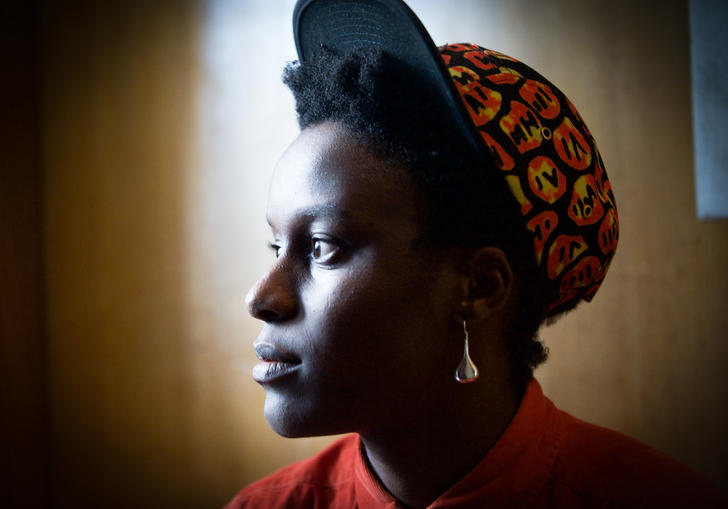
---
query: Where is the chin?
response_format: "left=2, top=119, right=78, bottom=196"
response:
left=265, top=419, right=301, bottom=438
left=263, top=392, right=347, bottom=438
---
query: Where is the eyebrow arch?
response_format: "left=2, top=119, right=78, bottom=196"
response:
left=266, top=203, right=353, bottom=226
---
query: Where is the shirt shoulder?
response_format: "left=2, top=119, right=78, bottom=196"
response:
left=224, top=434, right=359, bottom=509
left=540, top=409, right=727, bottom=508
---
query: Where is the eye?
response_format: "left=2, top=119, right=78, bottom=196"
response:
left=311, top=237, right=340, bottom=264
left=267, top=242, right=281, bottom=258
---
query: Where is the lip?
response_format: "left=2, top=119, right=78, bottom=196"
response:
left=252, top=341, right=301, bottom=383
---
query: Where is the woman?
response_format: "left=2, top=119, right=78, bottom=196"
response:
left=227, top=0, right=726, bottom=507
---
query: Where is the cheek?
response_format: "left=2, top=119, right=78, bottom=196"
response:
left=302, top=259, right=454, bottom=380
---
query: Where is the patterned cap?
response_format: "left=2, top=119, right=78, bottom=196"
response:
left=292, top=0, right=618, bottom=315
left=440, top=44, right=618, bottom=314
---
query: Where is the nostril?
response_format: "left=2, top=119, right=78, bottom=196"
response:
left=257, top=309, right=280, bottom=322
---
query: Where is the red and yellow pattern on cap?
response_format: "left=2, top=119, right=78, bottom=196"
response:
left=440, top=44, right=618, bottom=314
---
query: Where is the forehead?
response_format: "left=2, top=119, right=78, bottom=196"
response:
left=267, top=122, right=418, bottom=233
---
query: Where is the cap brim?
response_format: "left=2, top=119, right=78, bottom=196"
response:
left=292, top=0, right=488, bottom=160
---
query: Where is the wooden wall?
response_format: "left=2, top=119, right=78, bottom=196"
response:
left=1, top=2, right=48, bottom=507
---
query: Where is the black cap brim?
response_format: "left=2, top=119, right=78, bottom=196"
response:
left=292, top=0, right=487, bottom=160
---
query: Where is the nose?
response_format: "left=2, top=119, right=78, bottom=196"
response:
left=245, top=266, right=299, bottom=322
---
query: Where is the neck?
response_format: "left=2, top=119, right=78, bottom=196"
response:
left=359, top=371, right=521, bottom=508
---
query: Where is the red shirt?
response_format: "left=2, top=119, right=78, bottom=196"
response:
left=226, top=380, right=726, bottom=508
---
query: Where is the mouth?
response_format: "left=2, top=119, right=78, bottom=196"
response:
left=252, top=341, right=301, bottom=383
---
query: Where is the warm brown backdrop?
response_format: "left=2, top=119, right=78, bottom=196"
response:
left=3, top=0, right=727, bottom=507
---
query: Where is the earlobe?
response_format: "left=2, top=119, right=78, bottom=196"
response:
left=460, top=247, right=513, bottom=323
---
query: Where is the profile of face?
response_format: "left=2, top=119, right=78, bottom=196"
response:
left=246, top=121, right=466, bottom=438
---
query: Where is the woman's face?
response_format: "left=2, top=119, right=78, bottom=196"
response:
left=246, top=121, right=463, bottom=438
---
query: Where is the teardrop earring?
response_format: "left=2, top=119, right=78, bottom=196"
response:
left=455, top=320, right=479, bottom=383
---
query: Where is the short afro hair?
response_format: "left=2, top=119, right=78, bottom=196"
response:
left=283, top=47, right=548, bottom=392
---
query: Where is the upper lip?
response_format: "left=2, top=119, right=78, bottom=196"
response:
left=253, top=341, right=301, bottom=364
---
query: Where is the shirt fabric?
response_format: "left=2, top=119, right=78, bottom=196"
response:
left=226, top=380, right=726, bottom=508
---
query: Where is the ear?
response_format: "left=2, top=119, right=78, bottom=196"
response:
left=459, top=247, right=513, bottom=323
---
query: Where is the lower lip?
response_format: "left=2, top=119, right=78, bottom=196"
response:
left=252, top=361, right=300, bottom=383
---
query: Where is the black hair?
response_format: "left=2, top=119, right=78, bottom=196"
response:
left=282, top=47, right=548, bottom=392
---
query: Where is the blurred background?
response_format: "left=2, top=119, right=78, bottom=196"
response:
left=3, top=0, right=727, bottom=506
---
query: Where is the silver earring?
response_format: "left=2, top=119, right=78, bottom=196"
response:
left=455, top=320, right=479, bottom=383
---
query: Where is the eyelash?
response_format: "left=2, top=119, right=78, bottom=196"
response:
left=267, top=242, right=281, bottom=258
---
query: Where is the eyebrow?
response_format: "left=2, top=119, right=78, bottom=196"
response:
left=266, top=203, right=353, bottom=226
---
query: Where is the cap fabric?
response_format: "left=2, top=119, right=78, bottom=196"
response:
left=292, top=0, right=618, bottom=314
left=439, top=44, right=618, bottom=313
